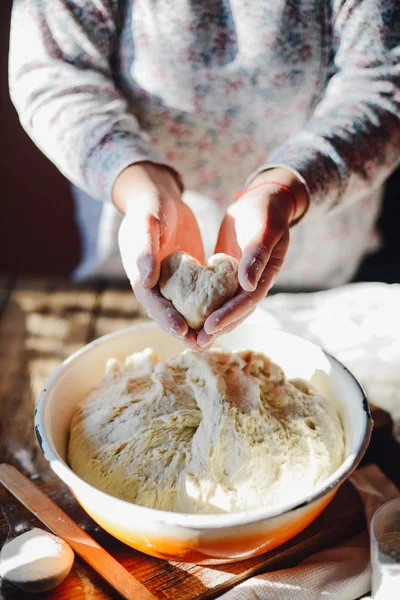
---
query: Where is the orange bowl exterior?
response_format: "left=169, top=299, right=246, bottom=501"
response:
left=75, top=490, right=336, bottom=564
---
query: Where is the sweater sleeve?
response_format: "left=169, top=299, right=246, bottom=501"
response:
left=9, top=0, right=172, bottom=202
left=249, top=0, right=400, bottom=214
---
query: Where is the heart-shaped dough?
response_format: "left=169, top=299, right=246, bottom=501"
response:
left=159, top=252, right=239, bottom=330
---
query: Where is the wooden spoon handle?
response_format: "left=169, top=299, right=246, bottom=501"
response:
left=0, top=464, right=156, bottom=600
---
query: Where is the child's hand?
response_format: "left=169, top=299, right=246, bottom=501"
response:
left=113, top=162, right=204, bottom=347
left=197, top=168, right=309, bottom=348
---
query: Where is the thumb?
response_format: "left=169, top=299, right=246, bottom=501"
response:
left=119, top=212, right=161, bottom=289
left=233, top=207, right=283, bottom=293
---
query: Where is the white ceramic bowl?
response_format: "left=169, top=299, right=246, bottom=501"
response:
left=35, top=315, right=372, bottom=564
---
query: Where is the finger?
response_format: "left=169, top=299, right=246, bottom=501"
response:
left=234, top=201, right=286, bottom=293
left=214, top=213, right=242, bottom=260
left=182, top=329, right=202, bottom=350
left=204, top=231, right=289, bottom=334
left=133, top=281, right=188, bottom=338
left=238, top=228, right=283, bottom=293
left=203, top=290, right=257, bottom=335
left=197, top=308, right=256, bottom=348
left=155, top=324, right=200, bottom=350
left=136, top=214, right=161, bottom=288
left=161, top=327, right=200, bottom=350
left=118, top=213, right=161, bottom=289
left=239, top=243, right=272, bottom=292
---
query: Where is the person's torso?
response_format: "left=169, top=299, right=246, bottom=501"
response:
left=115, top=0, right=333, bottom=203
left=73, top=1, right=383, bottom=288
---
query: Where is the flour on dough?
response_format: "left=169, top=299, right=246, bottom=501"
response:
left=69, top=348, right=344, bottom=514
left=159, top=252, right=239, bottom=329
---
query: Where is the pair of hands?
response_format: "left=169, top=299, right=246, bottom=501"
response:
left=113, top=162, right=309, bottom=350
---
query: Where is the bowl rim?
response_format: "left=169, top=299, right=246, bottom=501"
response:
left=35, top=321, right=372, bottom=530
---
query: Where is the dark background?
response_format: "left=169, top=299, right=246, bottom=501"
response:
left=1, top=1, right=399, bottom=280
left=1, top=0, right=80, bottom=277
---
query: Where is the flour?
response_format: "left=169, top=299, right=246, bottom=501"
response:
left=0, top=528, right=74, bottom=593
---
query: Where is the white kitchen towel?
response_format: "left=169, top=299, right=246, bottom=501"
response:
left=219, top=465, right=399, bottom=600
left=252, top=283, right=400, bottom=442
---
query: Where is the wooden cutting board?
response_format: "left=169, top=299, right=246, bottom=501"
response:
left=0, top=472, right=365, bottom=600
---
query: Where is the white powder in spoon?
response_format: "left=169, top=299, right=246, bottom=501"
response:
left=0, top=527, right=74, bottom=593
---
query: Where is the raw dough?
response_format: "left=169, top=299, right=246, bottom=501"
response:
left=69, top=348, right=344, bottom=514
left=159, top=252, right=239, bottom=329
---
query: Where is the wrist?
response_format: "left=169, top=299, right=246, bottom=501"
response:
left=250, top=167, right=309, bottom=224
left=112, top=161, right=183, bottom=214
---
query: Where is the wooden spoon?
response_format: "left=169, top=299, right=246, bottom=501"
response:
left=0, top=464, right=156, bottom=600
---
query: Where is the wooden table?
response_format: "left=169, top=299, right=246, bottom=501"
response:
left=0, top=278, right=399, bottom=600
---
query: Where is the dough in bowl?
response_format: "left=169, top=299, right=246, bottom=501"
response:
left=68, top=348, right=344, bottom=514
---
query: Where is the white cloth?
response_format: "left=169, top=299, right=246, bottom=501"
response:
left=219, top=465, right=399, bottom=600
left=254, top=283, right=400, bottom=442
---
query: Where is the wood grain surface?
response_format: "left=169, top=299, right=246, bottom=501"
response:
left=0, top=279, right=397, bottom=600
left=0, top=464, right=157, bottom=600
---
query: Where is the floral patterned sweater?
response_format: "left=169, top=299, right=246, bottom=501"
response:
left=9, top=1, right=400, bottom=287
